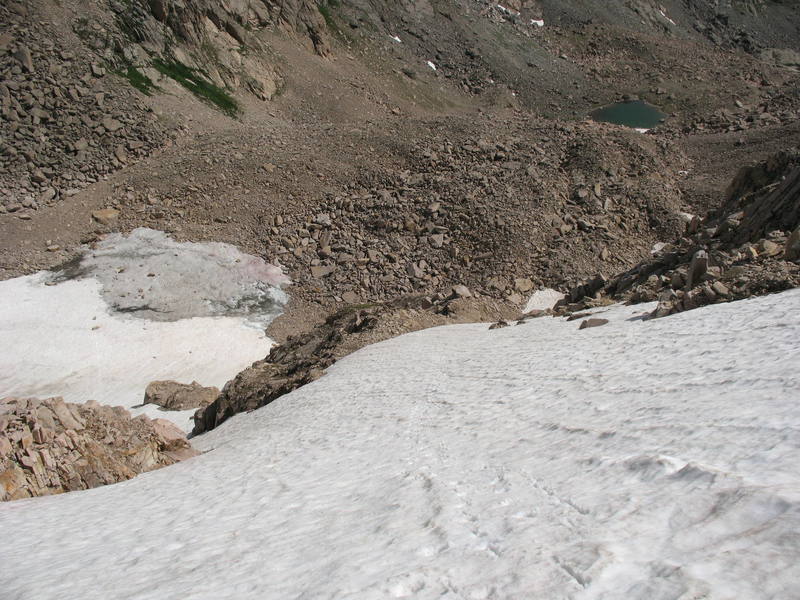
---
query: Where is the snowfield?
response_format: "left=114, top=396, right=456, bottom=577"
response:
left=2, top=290, right=800, bottom=599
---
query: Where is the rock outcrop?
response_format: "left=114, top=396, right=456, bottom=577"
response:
left=144, top=380, right=219, bottom=411
left=193, top=293, right=516, bottom=434
left=1, top=396, right=198, bottom=501
left=193, top=303, right=385, bottom=435
left=557, top=150, right=800, bottom=319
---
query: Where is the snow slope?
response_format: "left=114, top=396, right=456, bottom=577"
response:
left=2, top=291, right=800, bottom=599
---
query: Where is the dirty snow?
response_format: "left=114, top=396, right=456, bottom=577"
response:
left=2, top=290, right=800, bottom=599
left=60, top=228, right=288, bottom=322
left=0, top=230, right=287, bottom=431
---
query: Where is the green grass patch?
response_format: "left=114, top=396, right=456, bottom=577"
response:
left=318, top=3, right=338, bottom=31
left=153, top=59, right=240, bottom=118
left=116, top=65, right=159, bottom=96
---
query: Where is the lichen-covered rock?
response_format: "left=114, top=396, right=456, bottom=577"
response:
left=0, top=397, right=198, bottom=501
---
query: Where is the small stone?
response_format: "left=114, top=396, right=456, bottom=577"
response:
left=579, top=318, right=609, bottom=330
left=92, top=208, right=120, bottom=226
left=711, top=281, right=730, bottom=297
left=13, top=46, right=33, bottom=72
left=341, top=291, right=360, bottom=304
left=102, top=117, right=123, bottom=132
left=429, top=234, right=445, bottom=248
left=451, top=284, right=472, bottom=298
left=310, top=265, right=334, bottom=278
left=37, top=188, right=56, bottom=204
left=487, top=277, right=506, bottom=292
left=514, top=278, right=534, bottom=293
left=406, top=262, right=424, bottom=279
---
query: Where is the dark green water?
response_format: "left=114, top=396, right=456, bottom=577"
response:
left=590, top=100, right=667, bottom=130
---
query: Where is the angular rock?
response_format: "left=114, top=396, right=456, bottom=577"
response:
left=92, top=208, right=120, bottom=226
left=451, top=284, right=472, bottom=298
left=686, top=250, right=708, bottom=289
left=341, top=291, right=360, bottom=304
left=13, top=46, right=33, bottom=72
left=143, top=381, right=219, bottom=411
left=310, top=265, right=335, bottom=278
left=514, top=278, right=534, bottom=293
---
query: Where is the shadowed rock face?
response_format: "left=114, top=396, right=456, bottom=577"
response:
left=1, top=397, right=199, bottom=501
left=556, top=150, right=800, bottom=320
left=714, top=150, right=800, bottom=245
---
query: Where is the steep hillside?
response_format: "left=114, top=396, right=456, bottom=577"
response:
left=3, top=0, right=799, bottom=307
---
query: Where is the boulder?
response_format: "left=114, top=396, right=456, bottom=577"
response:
left=451, top=284, right=472, bottom=298
left=92, top=208, right=120, bottom=226
left=143, top=381, right=219, bottom=411
left=579, top=318, right=609, bottom=330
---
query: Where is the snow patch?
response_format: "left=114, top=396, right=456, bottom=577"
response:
left=57, top=228, right=288, bottom=323
left=390, top=35, right=402, bottom=43
left=530, top=19, right=545, bottom=27
left=426, top=60, right=437, bottom=71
